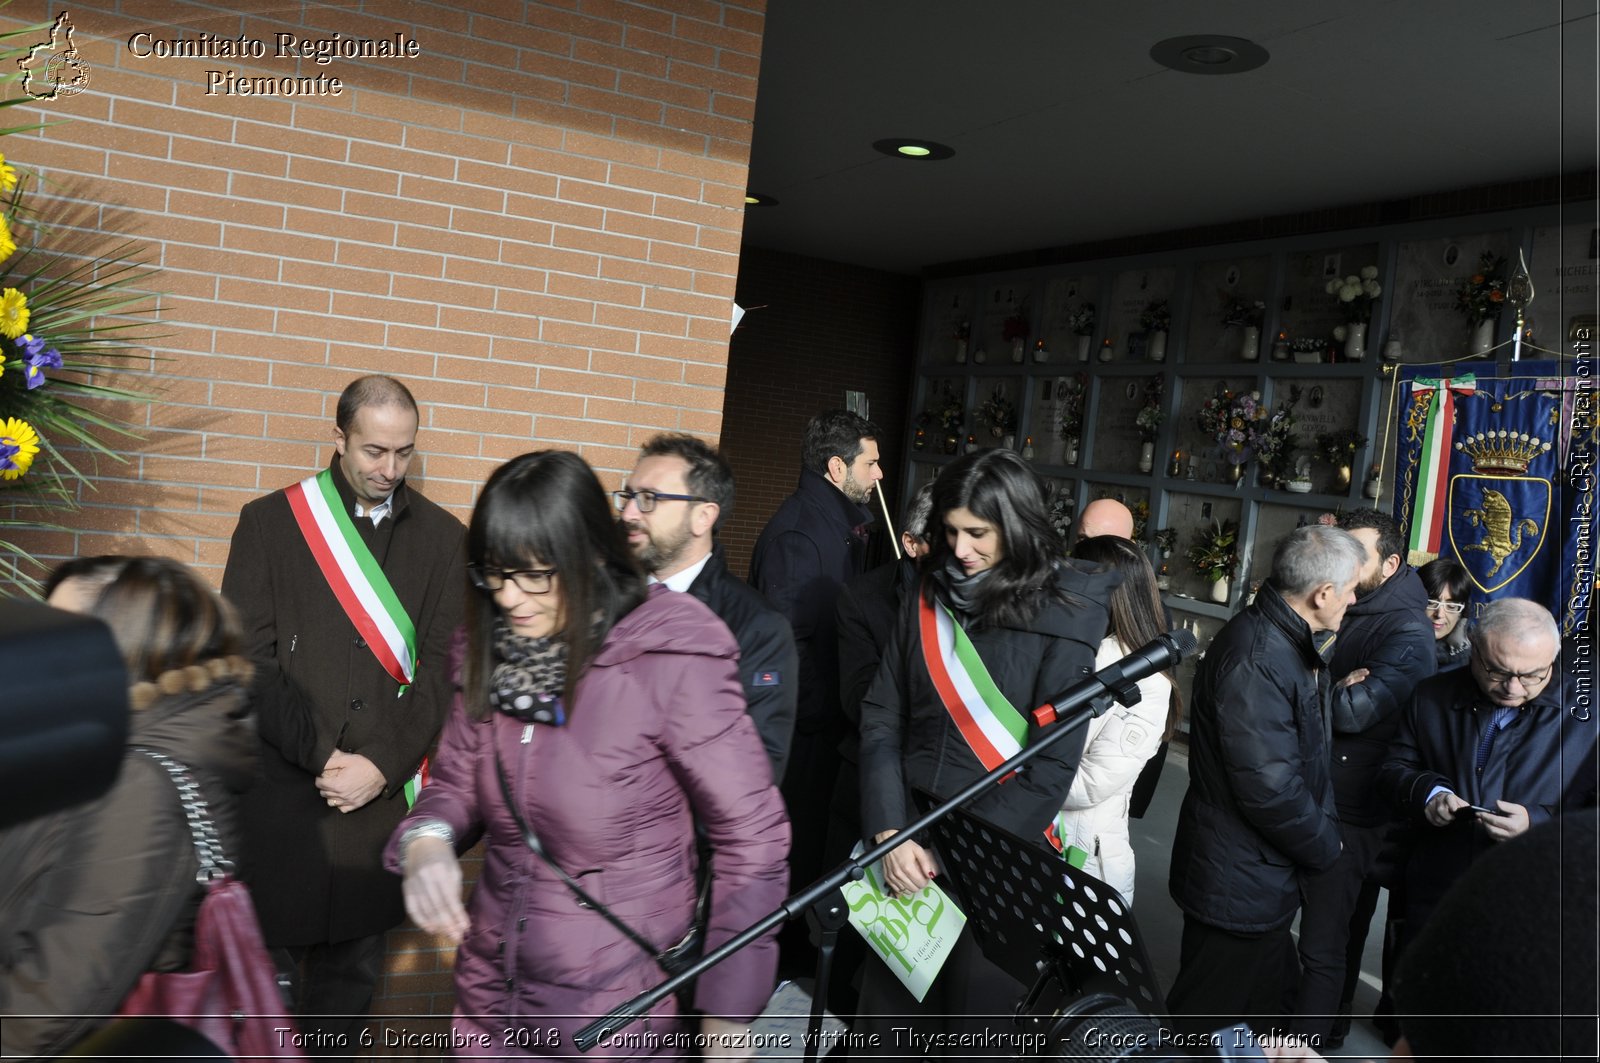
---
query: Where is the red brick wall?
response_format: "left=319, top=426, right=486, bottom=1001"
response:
left=718, top=246, right=921, bottom=573
left=1, top=0, right=763, bottom=588
left=0, top=0, right=764, bottom=1041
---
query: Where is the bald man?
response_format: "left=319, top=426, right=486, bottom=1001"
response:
left=1078, top=498, right=1134, bottom=540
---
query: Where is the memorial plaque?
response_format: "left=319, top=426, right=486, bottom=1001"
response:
left=1528, top=223, right=1598, bottom=354
left=1089, top=373, right=1163, bottom=474
left=1387, top=231, right=1511, bottom=363
left=1042, top=274, right=1101, bottom=365
left=1174, top=374, right=1259, bottom=478
left=1267, top=377, right=1365, bottom=494
left=1280, top=242, right=1381, bottom=351
left=925, top=284, right=977, bottom=368
left=1186, top=254, right=1273, bottom=364
left=1166, top=607, right=1226, bottom=716
left=1108, top=266, right=1177, bottom=363
left=1250, top=503, right=1340, bottom=587
left=976, top=282, right=1037, bottom=364
left=1164, top=492, right=1243, bottom=602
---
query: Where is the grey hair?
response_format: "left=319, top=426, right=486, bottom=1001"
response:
left=1271, top=525, right=1367, bottom=596
left=901, top=483, right=936, bottom=544
left=1471, top=597, right=1560, bottom=651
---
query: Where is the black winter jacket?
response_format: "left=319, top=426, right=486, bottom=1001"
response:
left=1168, top=585, right=1342, bottom=933
left=1326, top=566, right=1438, bottom=825
left=836, top=556, right=919, bottom=765
left=750, top=470, right=873, bottom=737
left=1377, top=667, right=1596, bottom=922
left=858, top=562, right=1118, bottom=846
left=687, top=546, right=799, bottom=782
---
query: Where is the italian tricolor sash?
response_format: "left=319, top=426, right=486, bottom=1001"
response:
left=919, top=593, right=1062, bottom=852
left=286, top=469, right=418, bottom=686
left=919, top=593, right=1027, bottom=771
left=1407, top=375, right=1477, bottom=557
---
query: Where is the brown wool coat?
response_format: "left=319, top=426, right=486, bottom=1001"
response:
left=222, top=462, right=465, bottom=945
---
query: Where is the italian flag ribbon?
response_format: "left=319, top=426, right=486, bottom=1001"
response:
left=919, top=593, right=1027, bottom=770
left=286, top=470, right=427, bottom=807
left=1408, top=375, right=1477, bottom=557
left=919, top=593, right=1062, bottom=852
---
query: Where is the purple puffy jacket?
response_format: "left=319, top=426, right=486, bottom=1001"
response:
left=385, top=586, right=790, bottom=1055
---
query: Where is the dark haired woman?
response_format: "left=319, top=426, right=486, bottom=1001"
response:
left=1058, top=535, right=1182, bottom=904
left=1418, top=556, right=1472, bottom=670
left=1, top=557, right=255, bottom=1057
left=386, top=450, right=788, bottom=1057
left=857, top=449, right=1118, bottom=1043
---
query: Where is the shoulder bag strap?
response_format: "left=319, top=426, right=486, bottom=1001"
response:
left=130, top=746, right=229, bottom=884
left=490, top=739, right=666, bottom=960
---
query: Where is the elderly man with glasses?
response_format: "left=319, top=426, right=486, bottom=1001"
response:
left=1378, top=597, right=1594, bottom=962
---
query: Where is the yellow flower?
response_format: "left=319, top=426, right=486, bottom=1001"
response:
left=0, top=153, right=15, bottom=194
left=0, top=416, right=41, bottom=480
left=0, top=214, right=14, bottom=264
left=0, top=287, right=29, bottom=338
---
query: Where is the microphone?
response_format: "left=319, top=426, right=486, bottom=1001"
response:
left=1032, top=628, right=1197, bottom=727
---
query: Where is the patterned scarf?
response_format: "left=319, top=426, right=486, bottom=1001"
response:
left=489, top=620, right=570, bottom=726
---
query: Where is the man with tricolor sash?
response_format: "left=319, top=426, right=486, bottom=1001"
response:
left=223, top=376, right=465, bottom=1053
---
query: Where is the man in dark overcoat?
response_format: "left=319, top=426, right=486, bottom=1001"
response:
left=222, top=376, right=464, bottom=1052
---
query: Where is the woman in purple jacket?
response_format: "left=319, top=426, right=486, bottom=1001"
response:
left=387, top=451, right=789, bottom=1057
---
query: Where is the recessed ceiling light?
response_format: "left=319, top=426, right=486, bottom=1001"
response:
left=872, top=138, right=955, bottom=161
left=1150, top=35, right=1269, bottom=75
left=744, top=192, right=779, bottom=206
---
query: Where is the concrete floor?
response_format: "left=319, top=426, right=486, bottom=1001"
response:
left=761, top=742, right=1394, bottom=1059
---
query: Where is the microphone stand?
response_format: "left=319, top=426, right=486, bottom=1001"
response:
left=574, top=632, right=1194, bottom=1056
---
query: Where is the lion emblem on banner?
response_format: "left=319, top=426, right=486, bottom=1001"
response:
left=1447, top=430, right=1553, bottom=593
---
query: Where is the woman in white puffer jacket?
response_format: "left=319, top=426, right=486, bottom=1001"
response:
left=1056, top=535, right=1183, bottom=904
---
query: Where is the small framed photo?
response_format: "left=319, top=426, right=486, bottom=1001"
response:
left=1322, top=254, right=1342, bottom=280
left=1443, top=243, right=1461, bottom=268
left=1224, top=265, right=1241, bottom=288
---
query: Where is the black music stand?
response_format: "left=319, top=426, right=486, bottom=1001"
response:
left=911, top=789, right=1167, bottom=1029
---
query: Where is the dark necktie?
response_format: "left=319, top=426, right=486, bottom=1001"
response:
left=1474, top=706, right=1517, bottom=774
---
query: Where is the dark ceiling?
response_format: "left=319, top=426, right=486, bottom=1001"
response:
left=740, top=0, right=1599, bottom=275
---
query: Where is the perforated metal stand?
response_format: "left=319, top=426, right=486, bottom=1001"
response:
left=912, top=790, right=1166, bottom=1042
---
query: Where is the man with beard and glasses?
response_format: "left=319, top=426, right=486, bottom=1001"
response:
left=617, top=434, right=797, bottom=779
left=750, top=408, right=881, bottom=974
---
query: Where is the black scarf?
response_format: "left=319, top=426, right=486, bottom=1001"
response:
left=934, top=557, right=992, bottom=626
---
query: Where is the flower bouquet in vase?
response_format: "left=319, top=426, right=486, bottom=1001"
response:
left=1325, top=266, right=1382, bottom=360
left=1456, top=251, right=1506, bottom=356
left=1056, top=373, right=1087, bottom=465
left=1197, top=388, right=1265, bottom=482
left=1220, top=294, right=1266, bottom=361
left=977, top=387, right=1017, bottom=446
left=1002, top=300, right=1031, bottom=363
left=1140, top=299, right=1171, bottom=361
left=1186, top=519, right=1239, bottom=604
left=1068, top=302, right=1096, bottom=361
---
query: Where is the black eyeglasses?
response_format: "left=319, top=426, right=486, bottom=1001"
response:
left=1425, top=599, right=1466, bottom=616
left=1476, top=660, right=1554, bottom=687
left=469, top=565, right=557, bottom=595
left=612, top=488, right=707, bottom=514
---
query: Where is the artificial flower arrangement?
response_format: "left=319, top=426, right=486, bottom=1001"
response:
left=1186, top=519, right=1239, bottom=583
left=1254, top=392, right=1302, bottom=484
left=1139, top=299, right=1170, bottom=333
left=1220, top=294, right=1266, bottom=328
left=1047, top=484, right=1076, bottom=545
left=976, top=387, right=1017, bottom=438
left=924, top=385, right=964, bottom=433
left=1318, top=428, right=1368, bottom=467
left=1067, top=302, right=1096, bottom=336
left=1057, top=373, right=1088, bottom=440
left=1152, top=527, right=1179, bottom=556
left=1325, top=266, right=1382, bottom=321
left=1135, top=374, right=1164, bottom=440
left=1001, top=299, right=1031, bottom=342
left=1197, top=388, right=1265, bottom=465
left=0, top=134, right=155, bottom=591
left=1457, top=251, right=1507, bottom=324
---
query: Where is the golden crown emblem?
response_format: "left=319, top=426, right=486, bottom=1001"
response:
left=1454, top=429, right=1552, bottom=475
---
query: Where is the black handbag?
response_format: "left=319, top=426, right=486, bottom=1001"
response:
left=492, top=745, right=710, bottom=1001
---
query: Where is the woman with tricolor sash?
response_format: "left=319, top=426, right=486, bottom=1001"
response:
left=385, top=451, right=789, bottom=1057
left=856, top=449, right=1119, bottom=1046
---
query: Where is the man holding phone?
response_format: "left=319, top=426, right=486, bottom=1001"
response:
left=1379, top=598, right=1592, bottom=957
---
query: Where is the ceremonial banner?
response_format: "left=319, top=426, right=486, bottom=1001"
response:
left=1391, top=362, right=1591, bottom=635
